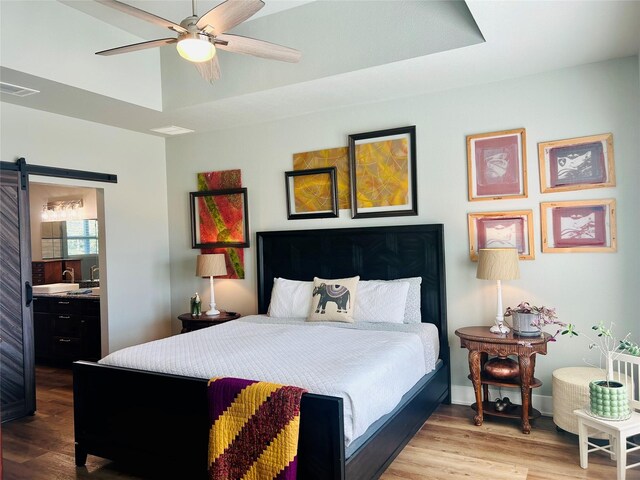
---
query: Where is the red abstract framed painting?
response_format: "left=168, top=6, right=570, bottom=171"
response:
left=467, top=210, right=534, bottom=261
left=538, top=133, right=615, bottom=193
left=467, top=128, right=527, bottom=201
left=190, top=188, right=249, bottom=249
left=540, top=199, right=616, bottom=253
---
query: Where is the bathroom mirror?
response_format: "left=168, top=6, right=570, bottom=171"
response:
left=41, top=219, right=99, bottom=259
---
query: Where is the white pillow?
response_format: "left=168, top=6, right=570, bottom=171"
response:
left=354, top=280, right=410, bottom=324
left=268, top=278, right=313, bottom=318
left=393, top=277, right=422, bottom=323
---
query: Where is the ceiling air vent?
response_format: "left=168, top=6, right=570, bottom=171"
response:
left=150, top=126, right=195, bottom=136
left=0, top=82, right=40, bottom=97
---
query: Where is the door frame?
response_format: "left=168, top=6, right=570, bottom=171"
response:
left=0, top=158, right=116, bottom=422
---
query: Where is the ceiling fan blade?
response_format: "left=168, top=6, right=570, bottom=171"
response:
left=96, top=38, right=177, bottom=56
left=96, top=0, right=187, bottom=34
left=196, top=0, right=264, bottom=34
left=194, top=56, right=222, bottom=83
left=215, top=34, right=301, bottom=63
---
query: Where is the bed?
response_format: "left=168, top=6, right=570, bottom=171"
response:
left=73, top=224, right=449, bottom=479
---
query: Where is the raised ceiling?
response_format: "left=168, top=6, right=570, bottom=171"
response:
left=1, top=1, right=639, bottom=137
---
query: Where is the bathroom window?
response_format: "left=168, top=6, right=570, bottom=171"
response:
left=41, top=219, right=99, bottom=258
left=65, top=220, right=99, bottom=256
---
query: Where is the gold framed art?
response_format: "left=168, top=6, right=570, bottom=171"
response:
left=540, top=199, right=616, bottom=253
left=467, top=210, right=535, bottom=261
left=467, top=128, right=527, bottom=202
left=538, top=133, right=615, bottom=193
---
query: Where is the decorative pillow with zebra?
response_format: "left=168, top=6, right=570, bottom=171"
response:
left=307, top=276, right=360, bottom=323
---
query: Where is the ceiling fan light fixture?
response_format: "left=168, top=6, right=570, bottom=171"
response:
left=176, top=33, right=215, bottom=63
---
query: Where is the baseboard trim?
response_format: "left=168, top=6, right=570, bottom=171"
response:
left=451, top=385, right=553, bottom=416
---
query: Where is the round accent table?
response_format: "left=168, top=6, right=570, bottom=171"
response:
left=455, top=326, right=551, bottom=434
left=177, top=311, right=241, bottom=333
left=552, top=367, right=625, bottom=438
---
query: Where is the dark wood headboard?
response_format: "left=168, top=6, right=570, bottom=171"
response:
left=256, top=224, right=448, bottom=364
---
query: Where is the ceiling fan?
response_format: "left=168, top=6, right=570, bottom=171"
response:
left=95, top=0, right=301, bottom=82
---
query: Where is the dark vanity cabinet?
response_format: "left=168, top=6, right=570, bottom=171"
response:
left=33, top=296, right=101, bottom=364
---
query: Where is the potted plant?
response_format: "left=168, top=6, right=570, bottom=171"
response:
left=504, top=301, right=564, bottom=337
left=562, top=321, right=639, bottom=419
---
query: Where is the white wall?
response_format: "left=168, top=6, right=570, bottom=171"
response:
left=1, top=103, right=172, bottom=351
left=166, top=56, right=640, bottom=400
left=0, top=1, right=162, bottom=111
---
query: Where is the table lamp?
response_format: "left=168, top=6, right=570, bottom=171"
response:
left=476, top=248, right=520, bottom=334
left=196, top=254, right=228, bottom=316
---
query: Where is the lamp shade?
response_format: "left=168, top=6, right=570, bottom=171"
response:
left=476, top=248, right=520, bottom=281
left=196, top=254, right=227, bottom=277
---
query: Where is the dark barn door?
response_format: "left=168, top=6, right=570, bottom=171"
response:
left=0, top=168, right=35, bottom=422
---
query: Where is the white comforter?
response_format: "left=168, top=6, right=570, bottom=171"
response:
left=100, top=316, right=438, bottom=445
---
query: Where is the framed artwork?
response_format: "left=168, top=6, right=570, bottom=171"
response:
left=348, top=125, right=417, bottom=218
left=467, top=128, right=527, bottom=201
left=285, top=167, right=338, bottom=220
left=196, top=169, right=245, bottom=278
left=293, top=147, right=350, bottom=209
left=540, top=199, right=616, bottom=253
left=467, top=210, right=534, bottom=261
left=190, top=188, right=249, bottom=249
left=538, top=133, right=615, bottom=193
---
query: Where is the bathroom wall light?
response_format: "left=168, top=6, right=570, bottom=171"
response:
left=41, top=199, right=84, bottom=221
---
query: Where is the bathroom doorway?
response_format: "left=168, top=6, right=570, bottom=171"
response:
left=28, top=181, right=108, bottom=369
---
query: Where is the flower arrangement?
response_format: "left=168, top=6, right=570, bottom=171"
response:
left=561, top=321, right=638, bottom=419
left=503, top=301, right=566, bottom=339
left=504, top=301, right=561, bottom=326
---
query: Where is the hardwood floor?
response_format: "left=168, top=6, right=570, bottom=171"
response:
left=2, top=366, right=637, bottom=479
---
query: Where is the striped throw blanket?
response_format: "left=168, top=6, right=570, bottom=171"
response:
left=207, top=377, right=306, bottom=480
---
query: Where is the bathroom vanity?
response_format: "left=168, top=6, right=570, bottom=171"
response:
left=33, top=293, right=101, bottom=364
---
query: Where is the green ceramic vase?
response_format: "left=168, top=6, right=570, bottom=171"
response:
left=589, top=380, right=630, bottom=419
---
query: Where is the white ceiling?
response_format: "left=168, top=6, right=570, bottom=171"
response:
left=1, top=1, right=639, bottom=137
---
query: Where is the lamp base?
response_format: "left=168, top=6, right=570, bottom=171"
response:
left=490, top=323, right=510, bottom=334
left=205, top=308, right=220, bottom=316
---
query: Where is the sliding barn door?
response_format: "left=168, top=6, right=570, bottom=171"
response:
left=0, top=168, right=35, bottom=422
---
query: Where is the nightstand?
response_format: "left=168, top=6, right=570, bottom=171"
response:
left=455, top=326, right=551, bottom=434
left=177, top=311, right=241, bottom=333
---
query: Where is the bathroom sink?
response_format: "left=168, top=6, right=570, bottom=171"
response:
left=89, top=287, right=100, bottom=296
left=32, top=283, right=80, bottom=294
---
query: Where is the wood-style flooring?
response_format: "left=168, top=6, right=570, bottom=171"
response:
left=2, top=366, right=638, bottom=479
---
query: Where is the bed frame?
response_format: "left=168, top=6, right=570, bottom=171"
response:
left=73, top=224, right=449, bottom=479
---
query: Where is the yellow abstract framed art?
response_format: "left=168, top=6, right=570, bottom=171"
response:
left=348, top=125, right=417, bottom=219
left=284, top=167, right=338, bottom=220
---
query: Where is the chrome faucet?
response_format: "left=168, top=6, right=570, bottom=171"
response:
left=62, top=268, right=75, bottom=284
left=90, top=265, right=100, bottom=282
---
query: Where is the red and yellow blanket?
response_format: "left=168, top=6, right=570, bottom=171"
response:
left=207, top=377, right=306, bottom=480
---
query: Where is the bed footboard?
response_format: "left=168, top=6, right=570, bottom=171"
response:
left=73, top=361, right=345, bottom=479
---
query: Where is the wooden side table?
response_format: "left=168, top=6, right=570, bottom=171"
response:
left=455, top=326, right=551, bottom=434
left=178, top=311, right=241, bottom=333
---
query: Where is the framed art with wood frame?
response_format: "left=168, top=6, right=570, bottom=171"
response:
left=538, top=133, right=615, bottom=193
left=284, top=167, right=338, bottom=220
left=467, top=210, right=535, bottom=261
left=190, top=188, right=249, bottom=249
left=349, top=125, right=417, bottom=218
left=540, top=199, right=616, bottom=253
left=467, top=128, right=527, bottom=201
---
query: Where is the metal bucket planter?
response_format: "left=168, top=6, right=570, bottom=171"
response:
left=511, top=312, right=542, bottom=337
left=589, top=380, right=631, bottom=420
